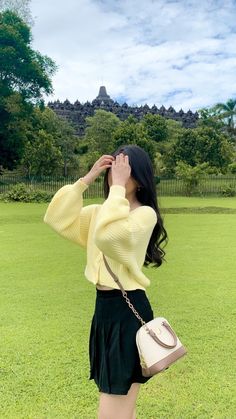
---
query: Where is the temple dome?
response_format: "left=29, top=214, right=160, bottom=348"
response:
left=92, top=86, right=114, bottom=105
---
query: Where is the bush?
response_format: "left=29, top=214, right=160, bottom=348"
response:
left=175, top=161, right=209, bottom=196
left=204, top=166, right=222, bottom=175
left=228, top=162, right=236, bottom=174
left=0, top=183, right=54, bottom=202
left=219, top=185, right=236, bottom=197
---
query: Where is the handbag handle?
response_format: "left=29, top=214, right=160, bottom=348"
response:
left=102, top=254, right=177, bottom=349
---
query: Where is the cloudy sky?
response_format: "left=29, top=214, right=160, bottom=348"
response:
left=30, top=0, right=236, bottom=111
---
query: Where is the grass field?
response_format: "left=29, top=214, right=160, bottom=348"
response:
left=0, top=196, right=236, bottom=418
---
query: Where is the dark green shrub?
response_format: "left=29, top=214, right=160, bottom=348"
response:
left=219, top=185, right=236, bottom=197
left=228, top=162, right=236, bottom=174
left=0, top=183, right=53, bottom=202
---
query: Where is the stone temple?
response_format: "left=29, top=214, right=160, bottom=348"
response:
left=48, top=86, right=199, bottom=136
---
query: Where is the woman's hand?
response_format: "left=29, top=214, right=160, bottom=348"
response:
left=82, top=155, right=115, bottom=185
left=111, top=153, right=131, bottom=187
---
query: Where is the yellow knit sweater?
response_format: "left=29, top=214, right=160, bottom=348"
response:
left=43, top=178, right=157, bottom=290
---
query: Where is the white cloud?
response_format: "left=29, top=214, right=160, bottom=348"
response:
left=30, top=0, right=236, bottom=111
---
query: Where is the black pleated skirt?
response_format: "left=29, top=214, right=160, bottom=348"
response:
left=88, top=287, right=154, bottom=395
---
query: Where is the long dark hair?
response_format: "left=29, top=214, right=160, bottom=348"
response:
left=103, top=144, right=168, bottom=267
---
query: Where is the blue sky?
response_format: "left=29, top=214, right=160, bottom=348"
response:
left=30, top=0, right=236, bottom=111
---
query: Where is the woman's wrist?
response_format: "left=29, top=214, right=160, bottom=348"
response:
left=80, top=174, right=94, bottom=185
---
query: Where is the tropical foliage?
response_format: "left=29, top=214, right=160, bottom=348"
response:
left=0, top=10, right=56, bottom=170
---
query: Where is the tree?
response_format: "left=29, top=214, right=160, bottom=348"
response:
left=167, top=128, right=198, bottom=167
left=112, top=115, right=156, bottom=162
left=165, top=127, right=234, bottom=172
left=84, top=109, right=120, bottom=154
left=0, top=11, right=56, bottom=101
left=197, top=107, right=225, bottom=130
left=198, top=103, right=236, bottom=150
left=214, top=98, right=236, bottom=129
left=165, top=118, right=183, bottom=143
left=0, top=10, right=57, bottom=170
left=34, top=107, right=79, bottom=177
left=52, top=117, right=79, bottom=177
left=21, top=130, right=63, bottom=177
left=20, top=107, right=80, bottom=177
left=0, top=0, right=33, bottom=25
left=0, top=91, right=31, bottom=169
left=142, top=113, right=168, bottom=143
left=195, top=126, right=234, bottom=169
left=155, top=118, right=184, bottom=166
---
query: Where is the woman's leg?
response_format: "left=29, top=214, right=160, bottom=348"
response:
left=97, top=383, right=140, bottom=419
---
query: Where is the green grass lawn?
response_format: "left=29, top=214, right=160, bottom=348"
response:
left=0, top=197, right=235, bottom=418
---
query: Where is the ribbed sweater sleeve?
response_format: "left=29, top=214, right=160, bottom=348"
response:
left=94, top=185, right=157, bottom=266
left=43, top=178, right=97, bottom=247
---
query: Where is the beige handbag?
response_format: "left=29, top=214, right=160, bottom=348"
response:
left=103, top=254, right=187, bottom=377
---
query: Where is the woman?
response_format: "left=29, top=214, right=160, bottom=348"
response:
left=43, top=144, right=168, bottom=419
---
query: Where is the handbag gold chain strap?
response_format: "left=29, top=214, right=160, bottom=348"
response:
left=102, top=254, right=178, bottom=349
left=102, top=254, right=147, bottom=327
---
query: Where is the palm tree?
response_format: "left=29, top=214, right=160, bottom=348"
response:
left=214, top=99, right=236, bottom=129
